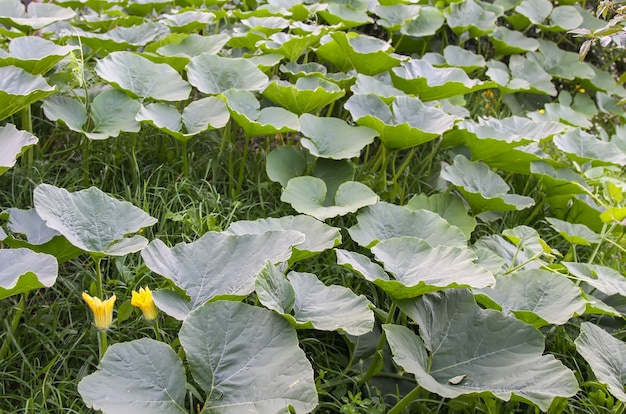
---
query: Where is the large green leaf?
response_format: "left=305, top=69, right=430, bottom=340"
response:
left=44, top=89, right=142, bottom=140
left=136, top=97, right=230, bottom=143
left=575, top=323, right=626, bottom=403
left=1, top=208, right=82, bottom=263
left=299, top=113, right=377, bottom=159
left=348, top=202, right=467, bottom=248
left=315, top=31, right=403, bottom=75
left=368, top=236, right=495, bottom=298
left=488, top=26, right=539, bottom=55
left=350, top=73, right=405, bottom=103
left=0, top=65, right=55, bottom=121
left=141, top=231, right=304, bottom=318
left=68, top=22, right=169, bottom=52
left=399, top=6, right=444, bottom=38
left=317, top=0, right=372, bottom=28
left=187, top=54, right=268, bottom=94
left=554, top=129, right=626, bottom=167
left=508, top=55, right=556, bottom=95
left=475, top=269, right=586, bottom=327
left=405, top=193, right=476, bottom=239
left=281, top=177, right=379, bottom=221
left=0, top=123, right=37, bottom=176
left=444, top=0, right=499, bottom=37
left=442, top=116, right=565, bottom=162
left=222, top=89, right=299, bottom=137
left=528, top=39, right=593, bottom=81
left=563, top=262, right=626, bottom=297
left=179, top=301, right=318, bottom=413
left=0, top=36, right=76, bottom=74
left=546, top=217, right=601, bottom=245
left=151, top=33, right=230, bottom=72
left=345, top=94, right=458, bottom=150
left=78, top=338, right=187, bottom=414
left=391, top=59, right=491, bottom=101
left=33, top=184, right=157, bottom=256
left=256, top=29, right=328, bottom=62
left=384, top=290, right=578, bottom=411
left=0, top=248, right=58, bottom=300
left=225, top=215, right=341, bottom=262
left=0, top=0, right=75, bottom=31
left=441, top=155, right=535, bottom=214
left=256, top=263, right=374, bottom=335
left=265, top=146, right=307, bottom=187
left=262, top=76, right=345, bottom=115
left=159, top=10, right=215, bottom=33
left=95, top=52, right=190, bottom=101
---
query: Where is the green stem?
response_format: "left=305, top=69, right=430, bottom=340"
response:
left=82, top=136, right=91, bottom=187
left=93, top=256, right=104, bottom=299
left=130, top=133, right=140, bottom=186
left=392, top=148, right=417, bottom=184
left=588, top=222, right=610, bottom=264
left=236, top=135, right=251, bottom=198
left=0, top=292, right=28, bottom=360
left=388, top=386, right=423, bottom=414
left=152, top=319, right=163, bottom=342
left=97, top=330, right=107, bottom=360
left=21, top=105, right=34, bottom=166
left=358, top=303, right=396, bottom=385
left=181, top=140, right=189, bottom=178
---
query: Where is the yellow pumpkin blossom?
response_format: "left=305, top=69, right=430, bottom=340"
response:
left=131, top=287, right=158, bottom=321
left=82, top=292, right=116, bottom=331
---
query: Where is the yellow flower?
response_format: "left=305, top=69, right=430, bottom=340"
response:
left=82, top=292, right=116, bottom=331
left=131, top=287, right=158, bottom=321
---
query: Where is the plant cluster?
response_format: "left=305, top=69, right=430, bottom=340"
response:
left=1, top=0, right=626, bottom=412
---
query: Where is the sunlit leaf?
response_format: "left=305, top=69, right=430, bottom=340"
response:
left=0, top=0, right=75, bottom=31
left=384, top=290, right=578, bottom=411
left=0, top=248, right=58, bottom=300
left=96, top=52, right=191, bottom=101
left=564, top=262, right=626, bottom=297
left=136, top=97, right=229, bottom=142
left=0, top=65, right=55, bottom=121
left=141, top=231, right=305, bottom=317
left=405, top=193, right=476, bottom=239
left=78, top=339, right=187, bottom=414
left=575, top=323, right=626, bottom=403
left=1, top=208, right=81, bottom=263
left=265, top=146, right=307, bottom=187
left=444, top=0, right=499, bottom=37
left=262, top=76, right=345, bottom=115
left=44, top=89, right=141, bottom=140
left=0, top=123, right=37, bottom=176
left=187, top=55, right=268, bottom=94
left=179, top=301, right=318, bottom=412
left=0, top=36, right=77, bottom=74
left=299, top=113, right=377, bottom=159
left=488, top=26, right=539, bottom=55
left=441, top=155, right=535, bottom=214
left=366, top=236, right=494, bottom=298
left=256, top=263, right=374, bottom=335
left=546, top=217, right=601, bottom=245
left=348, top=201, right=467, bottom=249
left=281, top=177, right=378, bottom=221
left=475, top=269, right=586, bottom=327
left=391, top=59, right=491, bottom=101
left=554, top=129, right=626, bottom=167
left=222, top=89, right=299, bottom=136
left=315, top=31, right=403, bottom=75
left=33, top=183, right=156, bottom=256
left=346, top=94, right=458, bottom=149
left=226, top=215, right=341, bottom=262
